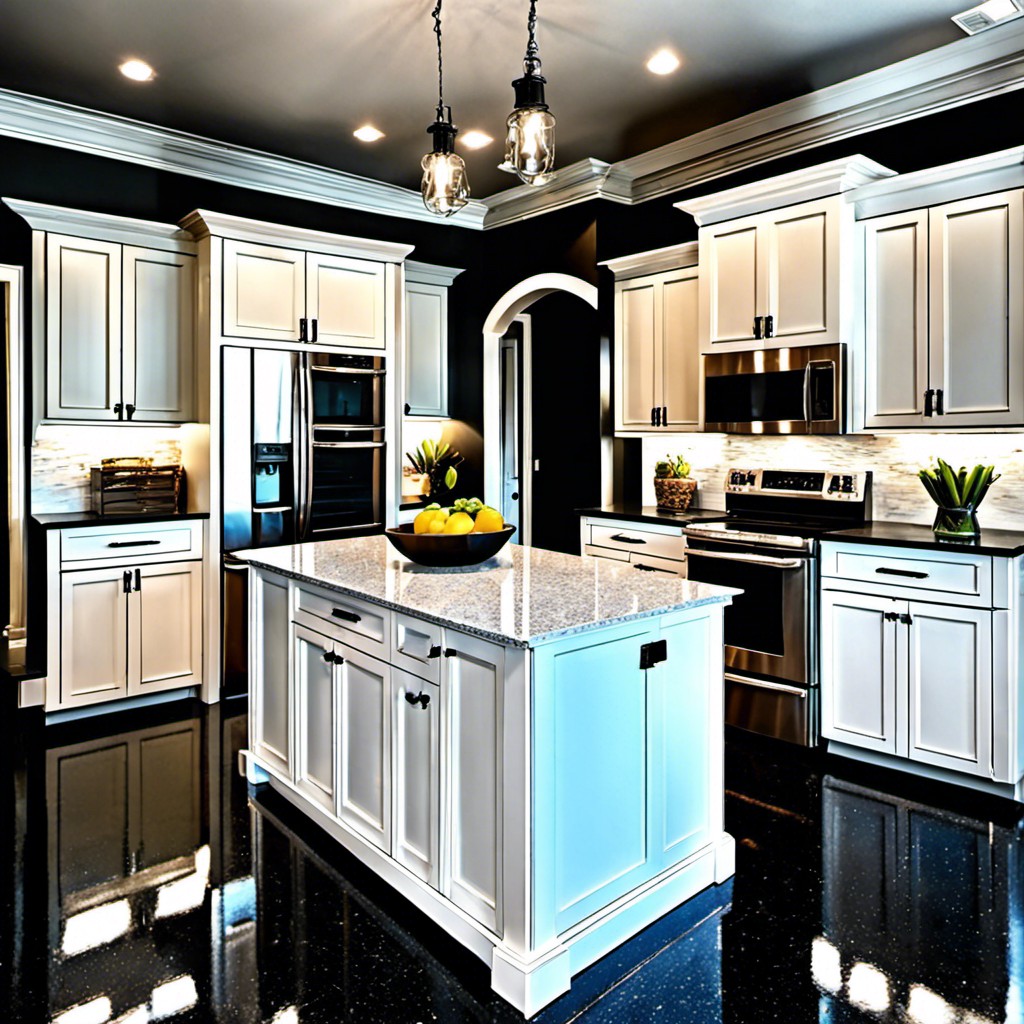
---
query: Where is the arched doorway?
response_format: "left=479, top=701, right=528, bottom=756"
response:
left=482, top=273, right=601, bottom=550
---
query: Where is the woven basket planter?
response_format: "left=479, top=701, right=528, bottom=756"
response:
left=654, top=477, right=697, bottom=511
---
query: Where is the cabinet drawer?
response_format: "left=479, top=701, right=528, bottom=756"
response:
left=293, top=583, right=389, bottom=658
left=588, top=524, right=685, bottom=560
left=392, top=612, right=442, bottom=684
left=821, top=542, right=992, bottom=605
left=629, top=552, right=686, bottom=577
left=61, top=520, right=203, bottom=565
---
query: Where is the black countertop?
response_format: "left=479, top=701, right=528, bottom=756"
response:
left=824, top=521, right=1024, bottom=557
left=577, top=505, right=727, bottom=527
left=32, top=511, right=210, bottom=530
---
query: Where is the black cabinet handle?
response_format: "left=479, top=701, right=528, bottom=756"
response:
left=634, top=563, right=658, bottom=571
left=883, top=611, right=899, bottom=622
left=404, top=691, right=431, bottom=709
left=899, top=613, right=913, bottom=625
left=322, top=650, right=333, bottom=664
left=444, top=648, right=457, bottom=658
left=114, top=402, right=123, bottom=420
left=322, top=650, right=344, bottom=664
left=752, top=316, right=762, bottom=339
left=134, top=568, right=141, bottom=592
left=935, top=388, right=944, bottom=415
left=311, top=318, right=319, bottom=342
left=428, top=644, right=442, bottom=659
left=404, top=403, right=411, bottom=415
left=332, top=608, right=362, bottom=623
left=650, top=408, right=656, bottom=426
left=123, top=570, right=132, bottom=594
left=126, top=403, right=136, bottom=420
left=924, top=389, right=934, bottom=417
left=764, top=314, right=774, bottom=339
left=610, top=534, right=646, bottom=544
left=108, top=539, right=160, bottom=548
left=299, top=318, right=309, bottom=342
left=661, top=406, right=668, bottom=426
left=653, top=406, right=662, bottom=427
left=875, top=567, right=928, bottom=579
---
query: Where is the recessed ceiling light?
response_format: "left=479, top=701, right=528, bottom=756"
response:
left=460, top=130, right=493, bottom=150
left=646, top=49, right=681, bottom=76
left=119, top=58, right=155, bottom=82
left=353, top=125, right=385, bottom=143
left=952, top=0, right=1022, bottom=34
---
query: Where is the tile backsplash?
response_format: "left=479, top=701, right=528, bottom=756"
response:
left=641, top=433, right=1024, bottom=530
left=32, top=425, right=183, bottom=513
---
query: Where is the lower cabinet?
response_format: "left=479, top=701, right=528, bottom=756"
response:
left=251, top=569, right=291, bottom=778
left=293, top=623, right=337, bottom=813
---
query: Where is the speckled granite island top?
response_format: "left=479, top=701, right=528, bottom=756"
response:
left=235, top=535, right=736, bottom=647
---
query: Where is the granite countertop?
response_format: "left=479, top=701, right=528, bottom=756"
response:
left=32, top=511, right=210, bottom=530
left=577, top=505, right=727, bottom=527
left=824, top=521, right=1024, bottom=557
left=235, top=536, right=737, bottom=648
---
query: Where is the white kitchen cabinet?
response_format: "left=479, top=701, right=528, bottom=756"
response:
left=606, top=244, right=700, bottom=432
left=251, top=568, right=291, bottom=777
left=307, top=251, right=387, bottom=349
left=293, top=622, right=337, bottom=813
left=403, top=261, right=463, bottom=418
left=863, top=189, right=1024, bottom=428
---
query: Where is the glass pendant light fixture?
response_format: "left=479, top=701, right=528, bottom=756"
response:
left=499, top=0, right=556, bottom=187
left=421, top=0, right=470, bottom=217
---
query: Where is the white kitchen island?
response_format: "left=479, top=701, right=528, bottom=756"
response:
left=236, top=536, right=736, bottom=1015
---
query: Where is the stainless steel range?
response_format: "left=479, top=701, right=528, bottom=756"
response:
left=683, top=468, right=871, bottom=746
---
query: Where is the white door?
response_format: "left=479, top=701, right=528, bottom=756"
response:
left=293, top=623, right=338, bottom=813
left=306, top=252, right=386, bottom=349
left=46, top=233, right=122, bottom=421
left=129, top=561, right=203, bottom=697
left=765, top=196, right=838, bottom=347
left=700, top=216, right=761, bottom=350
left=820, top=591, right=901, bottom=755
left=336, top=642, right=391, bottom=851
left=392, top=669, right=440, bottom=886
left=615, top=278, right=659, bottom=429
left=929, top=190, right=1024, bottom=426
left=404, top=281, right=447, bottom=416
left=906, top=601, right=992, bottom=778
left=251, top=570, right=292, bottom=780
left=222, top=238, right=305, bottom=342
left=863, top=210, right=930, bottom=428
left=660, top=267, right=700, bottom=429
left=442, top=631, right=504, bottom=933
left=122, top=246, right=196, bottom=423
left=59, top=567, right=129, bottom=709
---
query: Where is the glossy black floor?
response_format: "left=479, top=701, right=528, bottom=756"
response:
left=2, top=699, right=1021, bottom=1024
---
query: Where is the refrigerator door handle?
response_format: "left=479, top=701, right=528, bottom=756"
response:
left=295, top=352, right=313, bottom=542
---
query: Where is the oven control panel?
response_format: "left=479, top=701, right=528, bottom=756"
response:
left=725, top=468, right=870, bottom=501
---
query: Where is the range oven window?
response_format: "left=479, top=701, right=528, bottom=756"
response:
left=309, top=355, right=384, bottom=428
left=309, top=444, right=382, bottom=534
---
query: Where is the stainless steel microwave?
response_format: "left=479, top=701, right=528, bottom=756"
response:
left=703, top=343, right=845, bottom=434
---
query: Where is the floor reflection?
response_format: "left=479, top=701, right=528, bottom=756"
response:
left=4, top=703, right=1023, bottom=1023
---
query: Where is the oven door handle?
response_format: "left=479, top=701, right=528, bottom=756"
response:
left=802, top=359, right=834, bottom=424
left=686, top=548, right=805, bottom=570
left=312, top=441, right=386, bottom=449
left=309, top=365, right=386, bottom=376
left=724, top=672, right=807, bottom=698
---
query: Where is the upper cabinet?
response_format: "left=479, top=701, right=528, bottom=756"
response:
left=403, top=260, right=463, bottom=418
left=7, top=201, right=198, bottom=424
left=604, top=243, right=700, bottom=433
left=675, top=157, right=895, bottom=354
left=862, top=189, right=1024, bottom=429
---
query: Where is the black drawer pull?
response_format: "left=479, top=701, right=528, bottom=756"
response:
left=404, top=691, right=431, bottom=709
left=428, top=644, right=442, bottom=659
left=332, top=608, right=362, bottom=623
left=634, top=563, right=658, bottom=572
left=108, top=540, right=161, bottom=548
left=444, top=648, right=457, bottom=659
left=610, top=534, right=646, bottom=544
left=875, top=567, right=929, bottom=579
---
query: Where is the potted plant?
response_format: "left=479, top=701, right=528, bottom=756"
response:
left=406, top=439, right=464, bottom=504
left=654, top=454, right=697, bottom=511
left=918, top=457, right=1000, bottom=539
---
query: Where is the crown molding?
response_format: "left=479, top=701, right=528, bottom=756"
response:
left=599, top=241, right=699, bottom=279
left=405, top=260, right=464, bottom=286
left=3, top=197, right=195, bottom=251
left=675, top=155, right=895, bottom=226
left=481, top=158, right=616, bottom=229
left=180, top=209, right=415, bottom=262
left=0, top=88, right=488, bottom=231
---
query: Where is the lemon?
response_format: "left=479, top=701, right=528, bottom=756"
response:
left=442, top=511, right=474, bottom=535
left=413, top=509, right=436, bottom=534
left=472, top=507, right=505, bottom=533
left=428, top=516, right=447, bottom=534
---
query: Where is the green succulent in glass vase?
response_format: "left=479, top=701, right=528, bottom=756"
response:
left=918, top=457, right=1000, bottom=539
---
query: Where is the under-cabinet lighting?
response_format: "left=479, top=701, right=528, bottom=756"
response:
left=646, top=49, right=681, bottom=75
left=62, top=899, right=131, bottom=956
left=353, top=125, right=385, bottom=142
left=119, top=59, right=155, bottom=82
left=460, top=130, right=494, bottom=149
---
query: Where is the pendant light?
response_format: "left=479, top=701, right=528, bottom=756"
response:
left=421, top=0, right=470, bottom=217
left=498, top=0, right=556, bottom=187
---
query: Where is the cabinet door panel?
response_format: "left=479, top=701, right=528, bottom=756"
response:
left=223, top=239, right=304, bottom=342
left=123, top=247, right=196, bottom=422
left=821, top=591, right=899, bottom=755
left=661, top=269, right=700, bottom=428
left=337, top=645, right=391, bottom=851
left=307, top=253, right=386, bottom=349
left=444, top=631, right=503, bottom=933
left=293, top=624, right=337, bottom=813
left=59, top=567, right=129, bottom=709
left=616, top=280, right=658, bottom=429
left=769, top=205, right=831, bottom=342
left=704, top=222, right=759, bottom=347
left=130, top=561, right=202, bottom=696
left=864, top=212, right=929, bottom=427
left=46, top=234, right=122, bottom=420
left=392, top=670, right=440, bottom=885
left=907, top=602, right=992, bottom=777
left=405, top=283, right=447, bottom=416
left=251, top=571, right=292, bottom=778
left=930, top=191, right=1024, bottom=425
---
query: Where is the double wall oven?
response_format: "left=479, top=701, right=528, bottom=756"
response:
left=684, top=469, right=871, bottom=746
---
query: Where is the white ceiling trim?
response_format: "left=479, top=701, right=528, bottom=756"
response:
left=0, top=21, right=1023, bottom=234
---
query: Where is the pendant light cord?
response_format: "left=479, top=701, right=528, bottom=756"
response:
left=432, top=0, right=445, bottom=117
left=524, top=0, right=541, bottom=73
